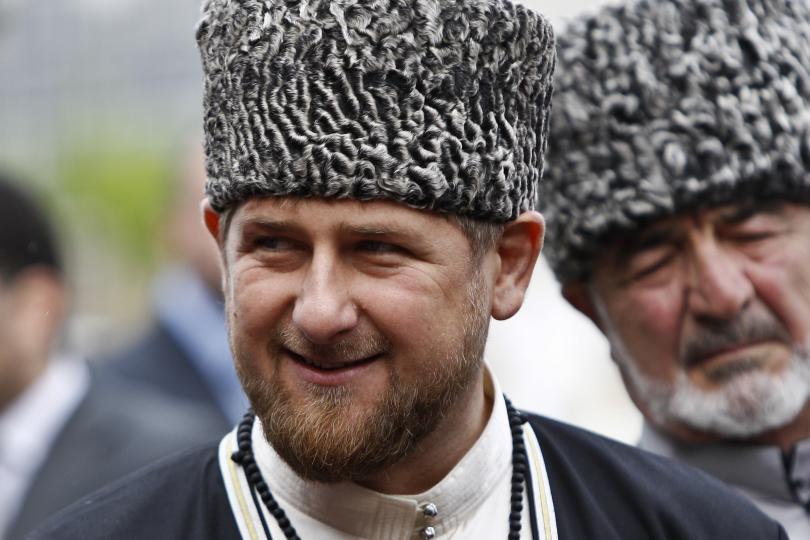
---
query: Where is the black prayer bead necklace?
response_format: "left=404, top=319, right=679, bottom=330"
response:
left=232, top=395, right=537, bottom=540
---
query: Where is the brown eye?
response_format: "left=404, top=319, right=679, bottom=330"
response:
left=728, top=231, right=775, bottom=244
left=623, top=248, right=676, bottom=283
left=633, top=256, right=672, bottom=280
left=357, top=240, right=399, bottom=254
left=255, top=236, right=296, bottom=251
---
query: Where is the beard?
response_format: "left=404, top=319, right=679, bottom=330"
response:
left=609, top=310, right=810, bottom=438
left=233, top=272, right=490, bottom=483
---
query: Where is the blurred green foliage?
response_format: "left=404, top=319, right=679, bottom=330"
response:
left=54, top=142, right=172, bottom=272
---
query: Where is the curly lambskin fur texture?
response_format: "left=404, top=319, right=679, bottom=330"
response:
left=196, top=0, right=555, bottom=222
left=541, top=0, right=810, bottom=283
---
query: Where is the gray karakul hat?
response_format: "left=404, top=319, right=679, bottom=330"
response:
left=196, top=0, right=555, bottom=222
left=541, top=0, right=810, bottom=284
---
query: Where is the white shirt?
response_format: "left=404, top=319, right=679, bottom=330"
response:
left=219, top=370, right=558, bottom=540
left=0, top=357, right=89, bottom=539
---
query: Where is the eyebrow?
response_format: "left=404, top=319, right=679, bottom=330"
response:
left=338, top=222, right=422, bottom=239
left=617, top=227, right=677, bottom=259
left=237, top=218, right=303, bottom=235
left=236, top=217, right=426, bottom=244
left=716, top=200, right=785, bottom=225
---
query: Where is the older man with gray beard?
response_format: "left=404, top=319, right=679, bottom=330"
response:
left=541, top=0, right=810, bottom=537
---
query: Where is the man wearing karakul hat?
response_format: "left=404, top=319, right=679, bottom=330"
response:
left=30, top=0, right=786, bottom=538
left=541, top=0, right=810, bottom=538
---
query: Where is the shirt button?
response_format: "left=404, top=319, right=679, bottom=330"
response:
left=420, top=526, right=436, bottom=539
left=420, top=502, right=439, bottom=518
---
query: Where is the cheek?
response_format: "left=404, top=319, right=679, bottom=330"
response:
left=608, top=288, right=683, bottom=375
left=748, top=257, right=810, bottom=345
left=355, top=274, right=469, bottom=348
left=228, top=271, right=293, bottom=345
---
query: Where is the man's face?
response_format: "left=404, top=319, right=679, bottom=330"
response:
left=0, top=271, right=64, bottom=409
left=0, top=279, right=22, bottom=405
left=220, top=197, right=493, bottom=482
left=581, top=202, right=810, bottom=440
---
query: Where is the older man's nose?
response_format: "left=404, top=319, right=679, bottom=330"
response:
left=291, top=257, right=358, bottom=344
left=686, top=242, right=753, bottom=320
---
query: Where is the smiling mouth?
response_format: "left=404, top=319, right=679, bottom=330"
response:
left=286, top=349, right=381, bottom=371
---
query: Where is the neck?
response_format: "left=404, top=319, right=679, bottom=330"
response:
left=748, top=400, right=810, bottom=452
left=0, top=358, right=47, bottom=412
left=357, top=370, right=492, bottom=495
left=656, top=400, right=810, bottom=452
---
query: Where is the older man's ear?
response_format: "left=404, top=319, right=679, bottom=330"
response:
left=490, top=211, right=544, bottom=321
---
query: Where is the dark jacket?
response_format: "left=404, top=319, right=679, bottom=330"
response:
left=6, top=369, right=225, bottom=540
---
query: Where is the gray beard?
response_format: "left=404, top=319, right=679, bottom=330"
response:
left=615, top=343, right=810, bottom=438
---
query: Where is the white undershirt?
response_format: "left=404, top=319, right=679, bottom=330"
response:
left=245, top=370, right=547, bottom=539
left=0, top=356, right=89, bottom=539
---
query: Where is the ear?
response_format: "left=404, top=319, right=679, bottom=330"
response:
left=561, top=281, right=602, bottom=330
left=201, top=198, right=222, bottom=245
left=491, top=211, right=544, bottom=320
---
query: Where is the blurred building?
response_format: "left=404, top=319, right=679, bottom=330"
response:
left=0, top=0, right=203, bottom=168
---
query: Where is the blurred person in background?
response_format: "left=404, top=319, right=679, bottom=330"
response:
left=0, top=173, right=221, bottom=540
left=101, top=141, right=244, bottom=431
left=27, top=0, right=787, bottom=538
left=540, top=0, right=810, bottom=537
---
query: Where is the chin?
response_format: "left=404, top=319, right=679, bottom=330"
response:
left=663, top=363, right=810, bottom=438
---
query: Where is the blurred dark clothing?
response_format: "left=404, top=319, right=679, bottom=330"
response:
left=5, top=364, right=223, bottom=540
left=639, top=422, right=810, bottom=539
left=103, top=322, right=231, bottom=431
left=101, top=267, right=244, bottom=432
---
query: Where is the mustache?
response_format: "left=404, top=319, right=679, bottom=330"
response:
left=273, top=326, right=391, bottom=363
left=680, top=312, right=791, bottom=367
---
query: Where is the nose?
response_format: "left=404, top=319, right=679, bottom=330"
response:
left=291, top=251, right=358, bottom=344
left=685, top=239, right=753, bottom=320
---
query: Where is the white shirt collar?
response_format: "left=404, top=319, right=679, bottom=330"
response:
left=0, top=355, right=89, bottom=536
left=252, top=367, right=511, bottom=538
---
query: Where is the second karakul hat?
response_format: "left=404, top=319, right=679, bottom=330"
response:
left=541, top=0, right=810, bottom=283
left=196, top=0, right=555, bottom=223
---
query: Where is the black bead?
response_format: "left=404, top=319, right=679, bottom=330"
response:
left=235, top=395, right=529, bottom=540
left=504, top=396, right=529, bottom=539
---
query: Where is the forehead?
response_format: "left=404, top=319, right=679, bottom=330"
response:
left=591, top=201, right=808, bottom=269
left=228, top=196, right=465, bottom=241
